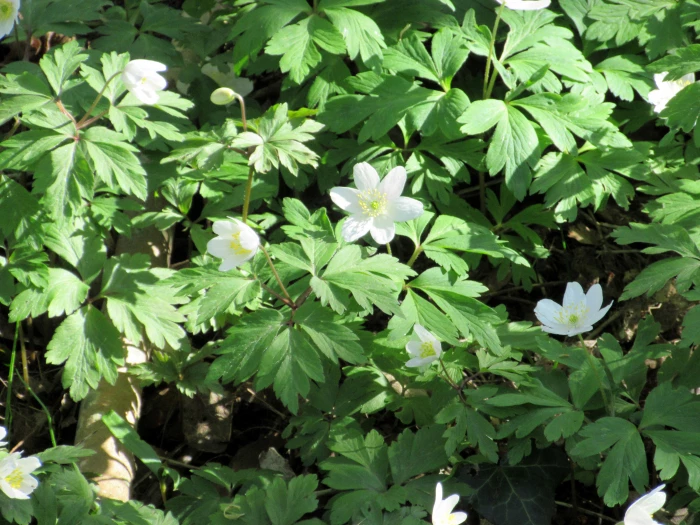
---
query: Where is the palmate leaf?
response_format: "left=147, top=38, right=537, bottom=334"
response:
left=266, top=15, right=346, bottom=84
left=230, top=103, right=323, bottom=175
left=312, top=245, right=414, bottom=315
left=321, top=3, right=386, bottom=70
left=45, top=305, right=124, bottom=400
left=458, top=99, right=539, bottom=200
left=9, top=267, right=89, bottom=321
left=570, top=417, right=648, bottom=505
left=0, top=71, right=54, bottom=126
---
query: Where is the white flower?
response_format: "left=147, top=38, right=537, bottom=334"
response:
left=0, top=427, right=6, bottom=447
left=495, top=0, right=550, bottom=10
left=207, top=218, right=260, bottom=271
left=0, top=453, right=41, bottom=500
left=330, top=163, right=423, bottom=244
left=210, top=87, right=238, bottom=106
left=648, top=72, right=695, bottom=113
left=0, top=0, right=20, bottom=40
left=534, top=282, right=613, bottom=337
left=405, top=324, right=442, bottom=368
left=432, top=482, right=467, bottom=525
left=624, top=485, right=666, bottom=525
left=122, top=59, right=168, bottom=105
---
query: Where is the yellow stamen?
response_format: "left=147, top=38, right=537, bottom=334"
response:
left=229, top=231, right=251, bottom=256
left=357, top=188, right=387, bottom=218
left=419, top=342, right=436, bottom=359
left=5, top=468, right=24, bottom=489
left=0, top=1, right=13, bottom=20
left=555, top=304, right=588, bottom=327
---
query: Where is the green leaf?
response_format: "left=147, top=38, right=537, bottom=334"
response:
left=208, top=310, right=283, bottom=389
left=595, top=55, right=652, bottom=102
left=38, top=40, right=89, bottom=96
left=570, top=417, right=648, bottom=505
left=9, top=267, right=89, bottom=321
left=640, top=382, right=700, bottom=432
left=42, top=217, right=107, bottom=283
left=266, top=15, right=346, bottom=83
left=230, top=104, right=322, bottom=175
left=256, top=327, right=325, bottom=413
left=265, top=475, right=319, bottom=525
left=459, top=100, right=539, bottom=200
left=323, top=6, right=386, bottom=69
left=388, top=426, right=448, bottom=485
left=102, top=254, right=186, bottom=350
left=45, top=305, right=124, bottom=400
left=458, top=448, right=569, bottom=525
left=660, top=82, right=700, bottom=132
left=36, top=445, right=94, bottom=464
left=314, top=245, right=413, bottom=315
left=648, top=43, right=700, bottom=80
left=103, top=410, right=163, bottom=475
left=81, top=127, right=148, bottom=199
left=294, top=302, right=365, bottom=364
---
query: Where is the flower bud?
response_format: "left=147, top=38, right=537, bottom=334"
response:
left=210, top=87, right=238, bottom=106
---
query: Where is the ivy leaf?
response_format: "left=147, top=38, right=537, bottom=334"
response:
left=570, top=417, right=648, bottom=505
left=458, top=448, right=569, bottom=525
left=45, top=305, right=124, bottom=401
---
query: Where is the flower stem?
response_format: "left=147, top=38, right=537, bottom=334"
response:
left=5, top=323, right=19, bottom=432
left=406, top=245, right=423, bottom=267
left=15, top=373, right=57, bottom=448
left=577, top=334, right=613, bottom=416
left=242, top=166, right=255, bottom=224
left=386, top=243, right=392, bottom=256
left=234, top=92, right=248, bottom=132
left=17, top=321, right=30, bottom=386
left=76, top=71, right=122, bottom=128
left=261, top=245, right=293, bottom=303
left=439, top=358, right=460, bottom=390
left=483, top=2, right=506, bottom=100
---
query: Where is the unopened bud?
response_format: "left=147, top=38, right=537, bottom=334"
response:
left=210, top=87, right=238, bottom=106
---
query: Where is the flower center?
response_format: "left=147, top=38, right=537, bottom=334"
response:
left=555, top=304, right=589, bottom=327
left=229, top=232, right=251, bottom=256
left=358, top=188, right=387, bottom=218
left=0, top=1, right=13, bottom=20
left=419, top=342, right=436, bottom=359
left=5, top=468, right=24, bottom=489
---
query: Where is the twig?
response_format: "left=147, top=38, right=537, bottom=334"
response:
left=554, top=501, right=617, bottom=523
left=587, top=309, right=623, bottom=339
left=245, top=388, right=286, bottom=418
left=483, top=280, right=568, bottom=297
left=260, top=246, right=293, bottom=303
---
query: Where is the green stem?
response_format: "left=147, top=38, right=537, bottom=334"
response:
left=406, top=245, right=423, bottom=267
left=242, top=166, right=255, bottom=223
left=386, top=243, right=392, bottom=256
left=261, top=245, right=293, bottom=303
left=15, top=373, right=57, bottom=448
left=76, top=71, right=122, bottom=128
left=483, top=2, right=505, bottom=100
left=577, top=334, right=613, bottom=416
left=5, top=323, right=19, bottom=432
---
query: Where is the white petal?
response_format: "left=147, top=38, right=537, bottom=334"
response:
left=406, top=356, right=437, bottom=367
left=218, top=253, right=251, bottom=271
left=0, top=479, right=28, bottom=500
left=144, top=72, right=168, bottom=92
left=213, top=219, right=239, bottom=236
left=449, top=512, right=468, bottom=525
left=18, top=456, right=41, bottom=473
left=330, top=187, right=362, bottom=214
left=680, top=73, right=696, bottom=84
left=389, top=197, right=424, bottom=222
left=653, top=73, right=668, bottom=87
left=126, top=59, right=168, bottom=74
left=586, top=301, right=613, bottom=326
left=562, top=282, right=586, bottom=309
left=625, top=485, right=666, bottom=525
left=540, top=323, right=573, bottom=336
left=369, top=215, right=395, bottom=244
left=341, top=215, right=372, bottom=242
left=207, top=237, right=234, bottom=259
left=440, top=494, right=460, bottom=515
left=585, top=284, right=604, bottom=313
left=131, top=86, right=160, bottom=105
left=502, top=0, right=551, bottom=9
left=434, top=483, right=444, bottom=510
left=238, top=229, right=261, bottom=251
left=0, top=19, right=16, bottom=40
left=413, top=324, right=434, bottom=343
left=353, top=162, right=380, bottom=191
left=0, top=426, right=6, bottom=442
left=378, top=166, right=407, bottom=200
left=405, top=340, right=423, bottom=358
left=534, top=299, right=563, bottom=326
